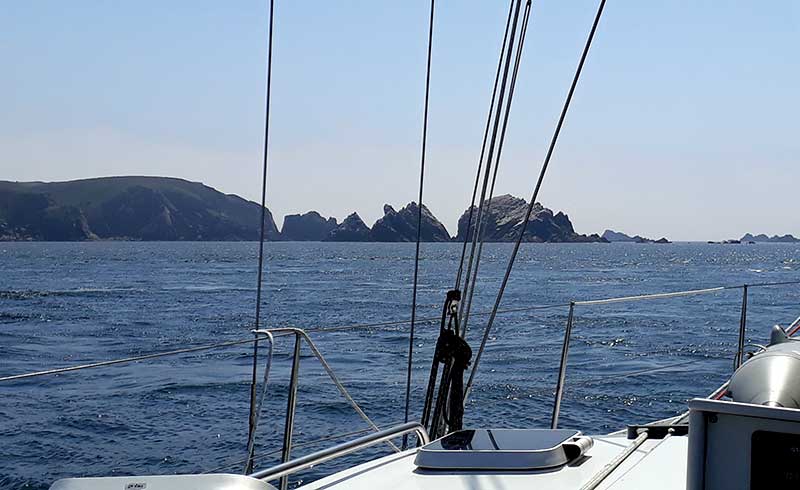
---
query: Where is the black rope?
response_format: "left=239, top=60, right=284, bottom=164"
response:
left=461, top=0, right=533, bottom=336
left=459, top=0, right=523, bottom=324
left=421, top=290, right=471, bottom=440
left=465, top=0, right=608, bottom=399
left=247, top=0, right=275, bottom=474
left=403, top=0, right=435, bottom=450
left=454, top=0, right=516, bottom=291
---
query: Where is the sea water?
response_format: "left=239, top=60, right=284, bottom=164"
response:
left=1, top=241, right=799, bottom=488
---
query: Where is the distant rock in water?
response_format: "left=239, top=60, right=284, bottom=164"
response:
left=602, top=229, right=671, bottom=244
left=456, top=194, right=606, bottom=243
left=0, top=177, right=280, bottom=241
left=326, top=212, right=371, bottom=242
left=281, top=211, right=337, bottom=241
left=602, top=230, right=636, bottom=242
left=370, top=202, right=451, bottom=242
left=741, top=233, right=800, bottom=243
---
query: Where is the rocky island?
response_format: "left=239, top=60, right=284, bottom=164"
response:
left=370, top=203, right=451, bottom=242
left=1, top=177, right=612, bottom=243
left=602, top=229, right=671, bottom=244
left=281, top=211, right=337, bottom=241
left=741, top=233, right=800, bottom=243
left=455, top=195, right=606, bottom=243
left=326, top=213, right=371, bottom=242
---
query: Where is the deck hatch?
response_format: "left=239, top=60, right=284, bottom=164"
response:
left=414, top=429, right=590, bottom=470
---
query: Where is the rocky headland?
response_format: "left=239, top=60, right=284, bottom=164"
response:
left=0, top=177, right=280, bottom=241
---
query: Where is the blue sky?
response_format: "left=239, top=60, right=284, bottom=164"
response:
left=2, top=1, right=798, bottom=240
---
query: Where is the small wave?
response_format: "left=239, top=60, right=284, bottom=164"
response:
left=160, top=286, right=254, bottom=293
left=145, top=381, right=243, bottom=397
left=0, top=288, right=146, bottom=300
left=0, top=312, right=40, bottom=323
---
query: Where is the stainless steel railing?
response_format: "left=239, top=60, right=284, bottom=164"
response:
left=547, top=281, right=800, bottom=429
left=248, top=422, right=429, bottom=482
left=0, top=326, right=399, bottom=490
left=248, top=328, right=400, bottom=490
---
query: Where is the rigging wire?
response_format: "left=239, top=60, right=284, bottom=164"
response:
left=465, top=0, right=608, bottom=400
left=458, top=0, right=524, bottom=324
left=461, top=0, right=533, bottom=336
left=403, top=0, right=436, bottom=450
left=453, top=0, right=516, bottom=291
left=249, top=0, right=276, bottom=459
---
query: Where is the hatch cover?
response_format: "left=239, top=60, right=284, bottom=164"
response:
left=414, top=429, right=590, bottom=471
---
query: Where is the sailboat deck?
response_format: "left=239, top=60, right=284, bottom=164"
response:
left=300, top=434, right=687, bottom=490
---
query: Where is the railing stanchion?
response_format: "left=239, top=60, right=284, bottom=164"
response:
left=551, top=302, right=575, bottom=429
left=280, top=332, right=302, bottom=490
left=245, top=330, right=275, bottom=474
left=734, top=285, right=748, bottom=371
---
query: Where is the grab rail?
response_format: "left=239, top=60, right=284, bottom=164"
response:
left=248, top=422, right=429, bottom=482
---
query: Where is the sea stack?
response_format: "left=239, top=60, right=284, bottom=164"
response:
left=281, top=211, right=338, bottom=241
left=370, top=202, right=451, bottom=242
left=456, top=195, right=606, bottom=243
left=326, top=212, right=371, bottom=242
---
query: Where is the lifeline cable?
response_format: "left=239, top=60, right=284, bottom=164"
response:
left=465, top=0, right=608, bottom=400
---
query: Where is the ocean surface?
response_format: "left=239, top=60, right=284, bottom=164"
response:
left=2, top=241, right=799, bottom=488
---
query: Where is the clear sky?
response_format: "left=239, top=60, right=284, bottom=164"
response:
left=2, top=1, right=798, bottom=241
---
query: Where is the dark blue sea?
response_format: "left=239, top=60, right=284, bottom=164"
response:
left=2, top=242, right=799, bottom=488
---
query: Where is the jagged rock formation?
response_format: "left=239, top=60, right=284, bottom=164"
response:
left=455, top=195, right=606, bottom=243
left=1, top=178, right=628, bottom=244
left=0, top=177, right=280, bottom=241
left=326, top=212, right=370, bottom=242
left=741, top=233, right=800, bottom=243
left=281, top=211, right=337, bottom=241
left=602, top=229, right=671, bottom=244
left=370, top=202, right=451, bottom=242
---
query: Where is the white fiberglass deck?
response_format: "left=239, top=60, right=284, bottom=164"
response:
left=299, top=435, right=687, bottom=490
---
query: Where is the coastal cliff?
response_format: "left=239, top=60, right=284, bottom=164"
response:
left=0, top=177, right=279, bottom=241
